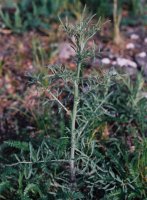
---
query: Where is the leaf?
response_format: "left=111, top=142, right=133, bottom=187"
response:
left=5, top=140, right=29, bottom=151
left=24, top=183, right=42, bottom=197
left=0, top=181, right=10, bottom=194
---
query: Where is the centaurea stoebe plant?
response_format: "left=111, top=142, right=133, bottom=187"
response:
left=59, top=9, right=102, bottom=185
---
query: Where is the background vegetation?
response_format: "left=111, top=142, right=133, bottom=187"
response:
left=0, top=0, right=147, bottom=199
left=0, top=0, right=146, bottom=33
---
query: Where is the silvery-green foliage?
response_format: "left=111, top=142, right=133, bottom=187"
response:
left=0, top=9, right=147, bottom=200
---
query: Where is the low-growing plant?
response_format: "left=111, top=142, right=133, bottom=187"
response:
left=0, top=3, right=23, bottom=33
left=0, top=0, right=82, bottom=33
left=81, top=0, right=146, bottom=17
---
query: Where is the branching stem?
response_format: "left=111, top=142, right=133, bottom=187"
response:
left=6, top=159, right=69, bottom=167
left=49, top=91, right=71, bottom=115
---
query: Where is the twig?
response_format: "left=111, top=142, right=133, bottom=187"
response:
left=5, top=159, right=69, bottom=167
left=46, top=90, right=71, bottom=116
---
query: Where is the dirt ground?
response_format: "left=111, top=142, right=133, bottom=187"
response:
left=0, top=22, right=147, bottom=142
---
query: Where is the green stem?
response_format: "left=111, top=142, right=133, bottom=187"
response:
left=113, top=0, right=122, bottom=45
left=70, top=61, right=81, bottom=183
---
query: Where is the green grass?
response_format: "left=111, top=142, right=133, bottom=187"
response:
left=0, top=0, right=82, bottom=33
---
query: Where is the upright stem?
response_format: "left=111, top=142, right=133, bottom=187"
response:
left=70, top=61, right=81, bottom=183
left=113, top=0, right=117, bottom=26
left=113, top=0, right=122, bottom=45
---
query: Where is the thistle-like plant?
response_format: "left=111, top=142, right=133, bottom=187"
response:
left=58, top=9, right=102, bottom=184
left=31, top=8, right=105, bottom=186
left=38, top=9, right=113, bottom=189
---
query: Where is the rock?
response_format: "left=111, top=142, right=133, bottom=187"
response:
left=137, top=52, right=146, bottom=58
left=58, top=42, right=75, bottom=60
left=126, top=43, right=135, bottom=49
left=135, top=53, right=147, bottom=66
left=112, top=61, right=117, bottom=65
left=144, top=38, right=147, bottom=43
left=101, top=58, right=111, bottom=65
left=117, top=58, right=127, bottom=67
left=130, top=34, right=139, bottom=40
left=116, top=58, right=137, bottom=68
left=139, top=92, right=147, bottom=99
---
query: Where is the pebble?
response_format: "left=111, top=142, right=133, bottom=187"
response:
left=109, top=54, right=115, bottom=59
left=112, top=61, right=117, bottom=65
left=137, top=52, right=146, bottom=58
left=101, top=58, right=111, bottom=65
left=139, top=92, right=147, bottom=99
left=144, top=38, right=147, bottom=43
left=130, top=34, right=139, bottom=40
left=126, top=43, right=135, bottom=49
left=117, top=58, right=137, bottom=68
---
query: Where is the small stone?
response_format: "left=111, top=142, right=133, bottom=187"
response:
left=112, top=61, right=117, bottom=65
left=117, top=58, right=127, bottom=67
left=137, top=52, right=146, bottom=58
left=101, top=58, right=110, bottom=65
left=117, top=58, right=137, bottom=68
left=144, top=38, right=147, bottom=43
left=127, top=60, right=137, bottom=68
left=109, top=54, right=115, bottom=59
left=139, top=92, right=147, bottom=99
left=126, top=43, right=135, bottom=49
left=130, top=34, right=139, bottom=40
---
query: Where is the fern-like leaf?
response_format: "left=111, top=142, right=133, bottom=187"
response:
left=5, top=140, right=29, bottom=151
